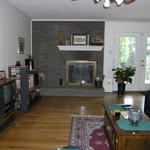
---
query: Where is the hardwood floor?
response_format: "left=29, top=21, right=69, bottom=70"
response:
left=0, top=92, right=145, bottom=150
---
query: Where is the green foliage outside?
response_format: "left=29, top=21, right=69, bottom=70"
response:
left=119, top=37, right=136, bottom=67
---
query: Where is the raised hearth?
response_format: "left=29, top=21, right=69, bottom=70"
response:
left=41, top=87, right=104, bottom=97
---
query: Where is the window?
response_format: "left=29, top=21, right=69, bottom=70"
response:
left=119, top=37, right=136, bottom=67
left=145, top=37, right=150, bottom=84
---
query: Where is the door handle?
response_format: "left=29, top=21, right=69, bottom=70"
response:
left=141, top=64, right=145, bottom=67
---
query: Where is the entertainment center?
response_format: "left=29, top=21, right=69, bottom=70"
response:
left=0, top=79, right=16, bottom=132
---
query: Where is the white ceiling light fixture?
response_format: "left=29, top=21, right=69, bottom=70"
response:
left=94, top=0, right=101, bottom=3
left=94, top=0, right=135, bottom=8
left=115, top=0, right=124, bottom=5
left=104, top=0, right=110, bottom=8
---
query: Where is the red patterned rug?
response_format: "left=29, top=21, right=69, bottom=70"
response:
left=69, top=116, right=110, bottom=150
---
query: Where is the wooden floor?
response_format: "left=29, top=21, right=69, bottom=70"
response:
left=0, top=92, right=145, bottom=150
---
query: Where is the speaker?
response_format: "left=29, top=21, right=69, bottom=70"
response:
left=59, top=78, right=63, bottom=86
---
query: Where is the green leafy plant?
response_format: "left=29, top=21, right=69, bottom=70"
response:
left=112, top=66, right=136, bottom=84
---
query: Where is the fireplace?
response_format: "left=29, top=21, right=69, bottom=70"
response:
left=66, top=60, right=96, bottom=86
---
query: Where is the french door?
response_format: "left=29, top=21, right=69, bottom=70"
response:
left=114, top=33, right=150, bottom=91
left=141, top=34, right=150, bottom=90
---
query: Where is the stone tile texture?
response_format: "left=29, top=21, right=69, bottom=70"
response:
left=32, top=21, right=104, bottom=88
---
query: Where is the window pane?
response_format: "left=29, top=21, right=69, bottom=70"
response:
left=119, top=37, right=136, bottom=67
left=145, top=37, right=150, bottom=84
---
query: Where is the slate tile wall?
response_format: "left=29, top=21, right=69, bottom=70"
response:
left=32, top=21, right=104, bottom=88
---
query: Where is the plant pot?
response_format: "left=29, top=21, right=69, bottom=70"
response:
left=117, top=83, right=126, bottom=96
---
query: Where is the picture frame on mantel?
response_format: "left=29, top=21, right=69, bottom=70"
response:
left=72, top=34, right=88, bottom=45
left=18, top=37, right=25, bottom=54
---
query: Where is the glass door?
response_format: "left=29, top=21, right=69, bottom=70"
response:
left=141, top=34, right=150, bottom=90
left=114, top=33, right=141, bottom=91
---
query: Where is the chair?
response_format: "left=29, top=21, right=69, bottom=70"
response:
left=144, top=91, right=150, bottom=118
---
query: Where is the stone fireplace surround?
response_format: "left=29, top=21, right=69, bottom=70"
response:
left=32, top=21, right=104, bottom=96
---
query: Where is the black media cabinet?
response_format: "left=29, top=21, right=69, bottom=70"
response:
left=0, top=79, right=16, bottom=132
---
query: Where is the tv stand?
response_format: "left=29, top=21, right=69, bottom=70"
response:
left=0, top=79, right=16, bottom=132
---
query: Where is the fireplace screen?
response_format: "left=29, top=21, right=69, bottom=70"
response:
left=66, top=61, right=96, bottom=86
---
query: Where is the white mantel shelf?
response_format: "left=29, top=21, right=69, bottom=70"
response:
left=57, top=45, right=104, bottom=51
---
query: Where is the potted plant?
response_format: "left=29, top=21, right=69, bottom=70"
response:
left=112, top=66, right=136, bottom=96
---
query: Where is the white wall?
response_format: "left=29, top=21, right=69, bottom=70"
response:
left=0, top=0, right=31, bottom=74
left=104, top=20, right=150, bottom=92
left=1, top=0, right=150, bottom=92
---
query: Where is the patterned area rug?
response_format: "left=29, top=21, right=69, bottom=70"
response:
left=69, top=116, right=110, bottom=150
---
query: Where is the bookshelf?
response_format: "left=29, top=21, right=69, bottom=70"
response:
left=8, top=66, right=41, bottom=112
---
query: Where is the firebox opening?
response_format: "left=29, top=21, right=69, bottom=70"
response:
left=66, top=60, right=96, bottom=86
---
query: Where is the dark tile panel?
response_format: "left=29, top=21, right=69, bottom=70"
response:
left=32, top=21, right=104, bottom=88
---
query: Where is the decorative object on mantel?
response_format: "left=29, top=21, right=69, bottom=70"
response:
left=57, top=29, right=64, bottom=45
left=95, top=74, right=105, bottom=88
left=0, top=70, right=6, bottom=80
left=72, top=34, right=88, bottom=45
left=94, top=0, right=135, bottom=8
left=65, top=38, right=71, bottom=45
left=91, top=35, right=104, bottom=45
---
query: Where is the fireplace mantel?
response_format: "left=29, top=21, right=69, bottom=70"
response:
left=57, top=45, right=103, bottom=51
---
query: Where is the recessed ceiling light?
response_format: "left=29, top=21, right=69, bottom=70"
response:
left=94, top=0, right=101, bottom=3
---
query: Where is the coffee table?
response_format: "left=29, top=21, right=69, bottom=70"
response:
left=104, top=104, right=150, bottom=150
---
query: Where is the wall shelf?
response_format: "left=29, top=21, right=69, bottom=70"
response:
left=57, top=45, right=104, bottom=51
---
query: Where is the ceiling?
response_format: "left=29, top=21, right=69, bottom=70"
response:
left=6, top=0, right=150, bottom=21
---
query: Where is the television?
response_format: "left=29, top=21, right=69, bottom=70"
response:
left=144, top=91, right=150, bottom=118
left=0, top=81, right=16, bottom=115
